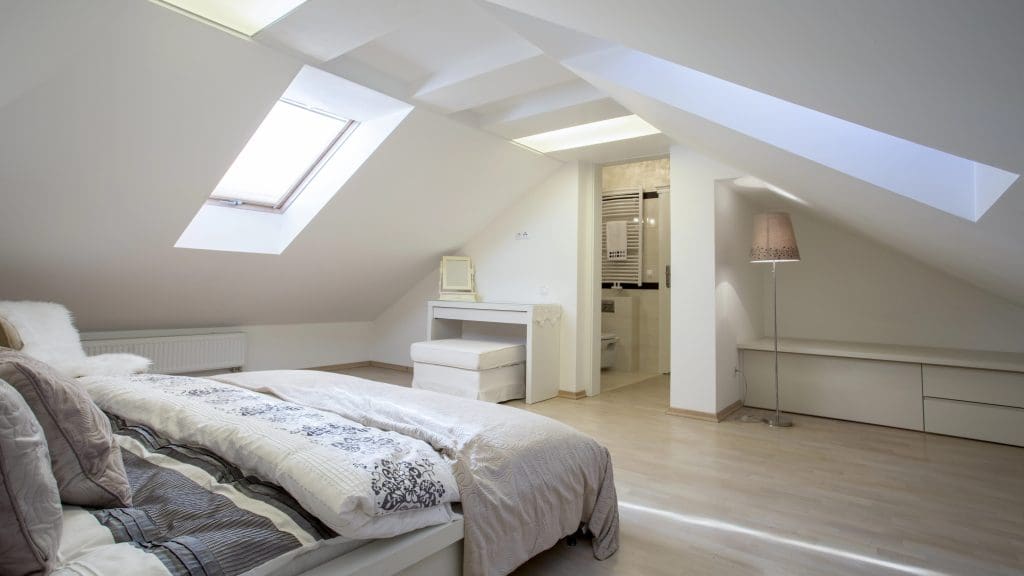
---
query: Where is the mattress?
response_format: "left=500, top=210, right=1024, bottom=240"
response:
left=412, top=361, right=526, bottom=403
left=410, top=338, right=526, bottom=370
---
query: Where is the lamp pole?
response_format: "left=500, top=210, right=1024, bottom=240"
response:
left=769, top=261, right=791, bottom=427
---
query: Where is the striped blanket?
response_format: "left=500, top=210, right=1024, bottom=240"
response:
left=55, top=418, right=362, bottom=576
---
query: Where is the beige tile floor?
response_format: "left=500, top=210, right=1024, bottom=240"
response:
left=338, top=368, right=1024, bottom=576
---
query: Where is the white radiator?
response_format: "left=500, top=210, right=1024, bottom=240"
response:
left=82, top=332, right=247, bottom=375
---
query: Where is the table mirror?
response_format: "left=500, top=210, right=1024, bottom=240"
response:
left=439, top=256, right=479, bottom=301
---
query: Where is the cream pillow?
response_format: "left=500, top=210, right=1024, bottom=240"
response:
left=0, top=349, right=131, bottom=508
left=0, top=379, right=63, bottom=576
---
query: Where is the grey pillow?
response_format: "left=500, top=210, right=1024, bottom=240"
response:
left=0, top=349, right=132, bottom=508
left=0, top=379, right=63, bottom=576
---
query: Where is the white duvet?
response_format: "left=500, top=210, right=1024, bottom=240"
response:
left=80, top=374, right=458, bottom=539
left=213, top=370, right=620, bottom=576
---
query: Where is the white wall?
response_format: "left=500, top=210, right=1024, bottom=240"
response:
left=83, top=322, right=372, bottom=371
left=774, top=207, right=1024, bottom=353
left=669, top=146, right=741, bottom=414
left=370, top=270, right=439, bottom=366
left=371, top=162, right=585, bottom=392
left=714, top=184, right=764, bottom=411
left=0, top=0, right=560, bottom=332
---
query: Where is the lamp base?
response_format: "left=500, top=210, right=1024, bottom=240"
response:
left=765, top=414, right=793, bottom=428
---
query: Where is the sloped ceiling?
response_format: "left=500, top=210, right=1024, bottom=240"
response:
left=0, top=0, right=559, bottom=330
left=2, top=0, right=1023, bottom=330
left=485, top=0, right=1024, bottom=173
left=477, top=0, right=1024, bottom=305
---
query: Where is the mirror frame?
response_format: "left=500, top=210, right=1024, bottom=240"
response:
left=440, top=255, right=474, bottom=291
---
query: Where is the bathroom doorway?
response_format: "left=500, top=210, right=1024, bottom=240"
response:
left=598, top=157, right=671, bottom=393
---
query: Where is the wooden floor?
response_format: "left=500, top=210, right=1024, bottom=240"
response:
left=337, top=369, right=1024, bottom=575
left=599, top=369, right=662, bottom=392
left=338, top=365, right=413, bottom=386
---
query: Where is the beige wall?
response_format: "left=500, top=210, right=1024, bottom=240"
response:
left=83, top=322, right=373, bottom=371
left=672, top=148, right=742, bottom=413
left=772, top=206, right=1024, bottom=353
left=714, top=184, right=765, bottom=411
left=371, top=162, right=586, bottom=393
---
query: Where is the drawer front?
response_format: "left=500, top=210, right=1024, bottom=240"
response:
left=432, top=307, right=527, bottom=325
left=742, top=351, right=923, bottom=430
left=924, top=398, right=1024, bottom=447
left=923, top=365, right=1024, bottom=409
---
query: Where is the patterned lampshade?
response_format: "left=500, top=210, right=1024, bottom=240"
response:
left=750, top=212, right=801, bottom=262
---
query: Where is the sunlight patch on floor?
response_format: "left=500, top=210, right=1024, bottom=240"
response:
left=619, top=501, right=949, bottom=576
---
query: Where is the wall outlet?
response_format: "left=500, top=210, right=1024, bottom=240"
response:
left=538, top=285, right=549, bottom=296
left=515, top=231, right=530, bottom=240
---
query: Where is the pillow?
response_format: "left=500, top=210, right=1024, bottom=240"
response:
left=0, top=314, right=23, bottom=350
left=0, top=379, right=63, bottom=576
left=0, top=349, right=132, bottom=508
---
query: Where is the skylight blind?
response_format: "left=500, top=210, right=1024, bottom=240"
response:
left=209, top=100, right=350, bottom=210
left=602, top=188, right=644, bottom=285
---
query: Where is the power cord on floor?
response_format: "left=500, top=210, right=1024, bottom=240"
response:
left=734, top=365, right=765, bottom=423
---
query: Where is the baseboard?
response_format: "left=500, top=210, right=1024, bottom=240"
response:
left=310, top=360, right=414, bottom=373
left=311, top=361, right=371, bottom=371
left=667, top=399, right=744, bottom=423
left=716, top=399, right=744, bottom=421
left=369, top=360, right=413, bottom=373
left=557, top=389, right=587, bottom=400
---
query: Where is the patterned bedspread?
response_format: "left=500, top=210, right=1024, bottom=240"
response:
left=79, top=374, right=459, bottom=539
left=214, top=370, right=621, bottom=576
left=53, top=417, right=345, bottom=576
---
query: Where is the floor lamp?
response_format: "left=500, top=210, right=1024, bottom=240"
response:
left=750, top=212, right=801, bottom=428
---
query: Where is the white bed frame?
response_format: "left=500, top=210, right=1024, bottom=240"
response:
left=300, top=517, right=464, bottom=576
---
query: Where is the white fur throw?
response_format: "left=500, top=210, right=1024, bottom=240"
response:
left=0, top=301, right=150, bottom=378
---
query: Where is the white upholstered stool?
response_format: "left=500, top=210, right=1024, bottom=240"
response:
left=411, top=339, right=527, bottom=403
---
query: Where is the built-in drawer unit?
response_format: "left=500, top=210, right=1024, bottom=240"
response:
left=743, top=351, right=924, bottom=430
left=740, top=339, right=1024, bottom=446
left=922, top=365, right=1024, bottom=408
left=921, top=365, right=1024, bottom=447
left=923, top=398, right=1024, bottom=447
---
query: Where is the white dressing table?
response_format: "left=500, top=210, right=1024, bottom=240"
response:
left=426, top=301, right=561, bottom=404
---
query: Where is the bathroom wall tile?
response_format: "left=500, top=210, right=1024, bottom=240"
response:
left=602, top=158, right=670, bottom=191
left=600, top=158, right=669, bottom=375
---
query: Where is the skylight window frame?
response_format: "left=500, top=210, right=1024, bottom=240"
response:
left=207, top=99, right=358, bottom=214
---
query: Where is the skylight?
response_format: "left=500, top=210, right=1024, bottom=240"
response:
left=513, top=115, right=660, bottom=153
left=209, top=100, right=353, bottom=211
left=565, top=47, right=1019, bottom=222
left=159, top=0, right=308, bottom=36
left=176, top=65, right=414, bottom=255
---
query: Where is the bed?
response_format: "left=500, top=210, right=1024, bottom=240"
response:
left=2, top=337, right=619, bottom=576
